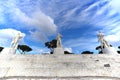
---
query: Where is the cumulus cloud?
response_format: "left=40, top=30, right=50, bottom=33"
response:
left=11, top=8, right=57, bottom=35
left=64, top=47, right=72, bottom=53
left=0, top=28, right=25, bottom=47
left=0, top=0, right=57, bottom=42
left=29, top=31, right=48, bottom=43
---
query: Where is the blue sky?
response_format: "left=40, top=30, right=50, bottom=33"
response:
left=0, top=0, right=120, bottom=54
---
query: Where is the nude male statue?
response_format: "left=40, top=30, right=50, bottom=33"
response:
left=10, top=33, right=23, bottom=50
left=97, top=31, right=110, bottom=48
left=56, top=33, right=62, bottom=47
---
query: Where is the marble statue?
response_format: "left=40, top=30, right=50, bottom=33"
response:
left=10, top=33, right=23, bottom=50
left=53, top=33, right=64, bottom=54
left=97, top=31, right=110, bottom=48
left=1, top=32, right=24, bottom=55
left=56, top=33, right=62, bottom=47
left=97, top=31, right=118, bottom=54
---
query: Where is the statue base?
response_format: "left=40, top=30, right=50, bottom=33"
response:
left=102, top=47, right=118, bottom=54
left=53, top=47, right=64, bottom=54
left=1, top=48, right=16, bottom=55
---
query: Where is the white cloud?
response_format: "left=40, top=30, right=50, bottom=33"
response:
left=29, top=31, right=48, bottom=42
left=11, top=8, right=57, bottom=35
left=64, top=47, right=72, bottom=53
left=109, top=0, right=120, bottom=13
left=105, top=35, right=120, bottom=42
left=0, top=0, right=57, bottom=43
left=31, top=11, right=57, bottom=35
left=11, top=7, right=57, bottom=43
left=29, top=46, right=50, bottom=54
left=0, top=28, right=25, bottom=47
left=64, top=37, right=98, bottom=53
left=58, top=0, right=120, bottom=33
left=84, top=1, right=99, bottom=12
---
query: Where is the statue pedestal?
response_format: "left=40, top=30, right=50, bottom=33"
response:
left=53, top=47, right=64, bottom=54
left=1, top=48, right=16, bottom=55
left=102, top=47, right=118, bottom=54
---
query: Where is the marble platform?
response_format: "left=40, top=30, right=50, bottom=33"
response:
left=0, top=54, right=120, bottom=80
left=53, top=47, right=64, bottom=54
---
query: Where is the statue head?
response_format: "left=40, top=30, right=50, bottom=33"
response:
left=17, top=32, right=24, bottom=39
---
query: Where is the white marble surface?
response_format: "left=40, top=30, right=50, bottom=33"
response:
left=0, top=54, right=120, bottom=79
left=102, top=47, right=118, bottom=54
left=0, top=48, right=16, bottom=55
left=53, top=47, right=64, bottom=54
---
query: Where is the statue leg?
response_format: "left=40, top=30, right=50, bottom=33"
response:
left=14, top=43, right=18, bottom=50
